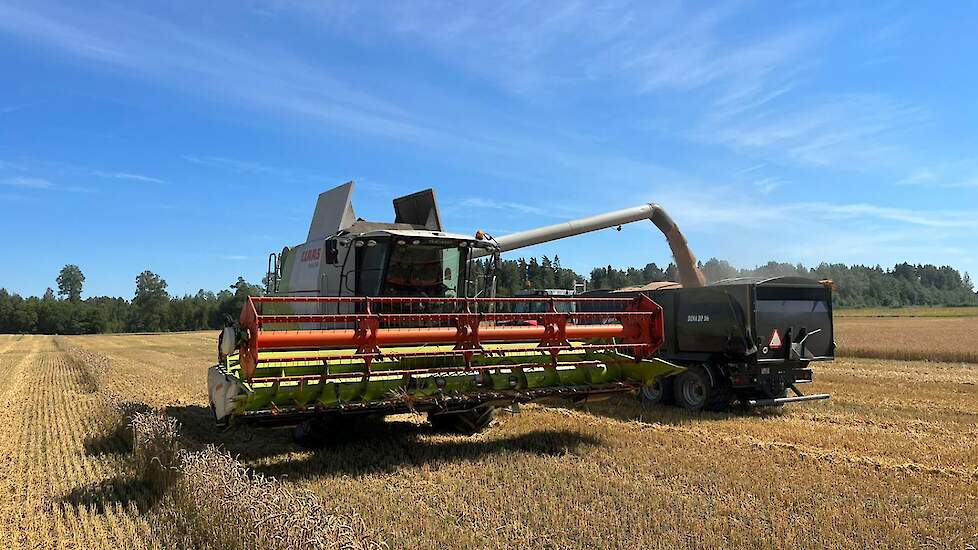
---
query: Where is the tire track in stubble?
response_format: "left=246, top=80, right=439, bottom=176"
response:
left=0, top=336, right=152, bottom=549
left=0, top=336, right=41, bottom=548
left=548, top=407, right=978, bottom=481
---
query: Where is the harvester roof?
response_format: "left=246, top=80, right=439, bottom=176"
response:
left=303, top=182, right=497, bottom=250
left=345, top=226, right=490, bottom=244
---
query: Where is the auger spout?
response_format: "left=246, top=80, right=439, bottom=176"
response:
left=478, top=203, right=706, bottom=288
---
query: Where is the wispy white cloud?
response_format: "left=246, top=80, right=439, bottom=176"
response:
left=183, top=155, right=293, bottom=177
left=751, top=177, right=783, bottom=195
left=0, top=159, right=28, bottom=171
left=897, top=159, right=978, bottom=188
left=220, top=255, right=250, bottom=261
left=0, top=192, right=35, bottom=202
left=699, top=94, right=924, bottom=167
left=183, top=155, right=346, bottom=186
left=91, top=170, right=165, bottom=184
left=321, top=1, right=820, bottom=116
left=298, top=2, right=919, bottom=170
left=456, top=197, right=549, bottom=216
left=0, top=1, right=920, bottom=181
left=0, top=102, right=39, bottom=114
left=1, top=176, right=54, bottom=189
left=802, top=202, right=978, bottom=230
left=0, top=2, right=448, bottom=144
left=591, top=8, right=915, bottom=169
left=677, top=190, right=978, bottom=231
left=1, top=176, right=93, bottom=193
left=638, top=183, right=978, bottom=277
left=618, top=14, right=822, bottom=104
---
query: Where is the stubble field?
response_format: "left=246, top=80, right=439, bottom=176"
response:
left=0, top=313, right=976, bottom=549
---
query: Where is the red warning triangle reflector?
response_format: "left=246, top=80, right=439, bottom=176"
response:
left=769, top=329, right=782, bottom=349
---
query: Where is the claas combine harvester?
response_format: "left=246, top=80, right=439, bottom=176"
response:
left=208, top=183, right=688, bottom=443
left=209, top=181, right=831, bottom=444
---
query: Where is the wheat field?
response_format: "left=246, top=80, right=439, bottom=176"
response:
left=836, top=306, right=978, bottom=318
left=0, top=327, right=975, bottom=549
left=836, top=315, right=978, bottom=363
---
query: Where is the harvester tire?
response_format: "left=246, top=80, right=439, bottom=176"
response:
left=291, top=415, right=389, bottom=448
left=291, top=418, right=328, bottom=449
left=428, top=406, right=496, bottom=434
left=640, top=377, right=674, bottom=406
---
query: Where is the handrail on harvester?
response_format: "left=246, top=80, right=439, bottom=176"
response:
left=236, top=295, right=665, bottom=381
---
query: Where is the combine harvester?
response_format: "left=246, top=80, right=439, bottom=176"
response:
left=210, top=182, right=831, bottom=444
left=209, top=183, right=682, bottom=444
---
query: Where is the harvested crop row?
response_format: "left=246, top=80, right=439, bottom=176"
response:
left=147, top=442, right=386, bottom=549
left=56, top=339, right=387, bottom=549
left=0, top=336, right=153, bottom=550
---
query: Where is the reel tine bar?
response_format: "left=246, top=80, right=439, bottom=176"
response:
left=237, top=295, right=663, bottom=380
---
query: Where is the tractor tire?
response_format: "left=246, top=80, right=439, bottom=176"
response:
left=640, top=377, right=675, bottom=406
left=672, top=366, right=732, bottom=412
left=428, top=406, right=496, bottom=434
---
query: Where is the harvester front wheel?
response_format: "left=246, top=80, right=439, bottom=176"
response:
left=291, top=418, right=328, bottom=449
left=428, top=406, right=496, bottom=434
left=291, top=415, right=388, bottom=448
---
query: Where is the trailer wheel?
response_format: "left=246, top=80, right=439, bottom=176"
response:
left=640, top=377, right=674, bottom=406
left=673, top=368, right=710, bottom=411
left=428, top=406, right=496, bottom=434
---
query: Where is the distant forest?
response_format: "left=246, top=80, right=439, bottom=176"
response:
left=483, top=256, right=978, bottom=308
left=0, top=265, right=263, bottom=336
left=1, top=258, right=976, bottom=335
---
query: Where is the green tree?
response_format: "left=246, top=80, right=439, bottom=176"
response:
left=56, top=264, right=85, bottom=302
left=131, top=270, right=169, bottom=332
left=700, top=258, right=738, bottom=283
left=216, top=277, right=264, bottom=322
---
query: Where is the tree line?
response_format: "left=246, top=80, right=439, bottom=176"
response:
left=1, top=257, right=975, bottom=334
left=486, top=256, right=977, bottom=308
left=0, top=265, right=263, bottom=335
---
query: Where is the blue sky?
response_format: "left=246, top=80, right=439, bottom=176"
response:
left=1, top=1, right=977, bottom=298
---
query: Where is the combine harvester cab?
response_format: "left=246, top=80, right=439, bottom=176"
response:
left=208, top=182, right=681, bottom=438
